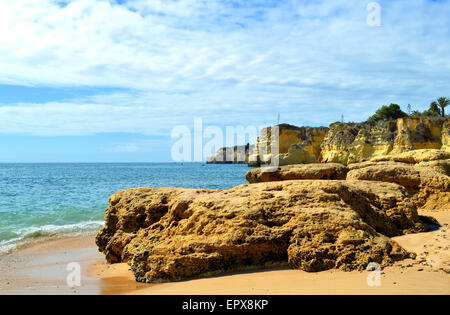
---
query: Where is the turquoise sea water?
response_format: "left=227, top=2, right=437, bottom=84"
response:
left=0, top=163, right=250, bottom=252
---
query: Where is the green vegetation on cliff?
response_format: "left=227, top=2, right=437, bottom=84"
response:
left=369, top=97, right=449, bottom=121
left=436, top=97, right=449, bottom=117
left=408, top=97, right=449, bottom=118
left=368, top=104, right=407, bottom=122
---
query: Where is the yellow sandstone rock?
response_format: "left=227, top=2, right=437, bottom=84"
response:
left=96, top=180, right=428, bottom=283
left=320, top=117, right=449, bottom=164
left=319, top=121, right=397, bottom=164
left=347, top=164, right=450, bottom=211
left=248, top=124, right=329, bottom=166
left=212, top=117, right=450, bottom=166
left=370, top=149, right=450, bottom=164
left=392, top=117, right=445, bottom=153
left=440, top=119, right=450, bottom=153
left=246, top=163, right=349, bottom=183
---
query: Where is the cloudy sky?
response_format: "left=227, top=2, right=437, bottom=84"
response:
left=0, top=0, right=449, bottom=162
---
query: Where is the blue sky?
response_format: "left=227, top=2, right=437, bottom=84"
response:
left=0, top=0, right=449, bottom=162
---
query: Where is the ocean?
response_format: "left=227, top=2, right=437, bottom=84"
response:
left=0, top=163, right=250, bottom=253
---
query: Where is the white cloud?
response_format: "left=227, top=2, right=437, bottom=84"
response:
left=108, top=138, right=169, bottom=153
left=0, top=0, right=449, bottom=136
left=110, top=142, right=143, bottom=153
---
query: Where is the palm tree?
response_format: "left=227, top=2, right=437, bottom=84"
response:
left=436, top=97, right=450, bottom=117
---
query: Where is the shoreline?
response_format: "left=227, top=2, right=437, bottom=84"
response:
left=0, top=210, right=448, bottom=295
left=0, top=229, right=101, bottom=255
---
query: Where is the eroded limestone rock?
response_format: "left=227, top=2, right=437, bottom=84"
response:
left=319, top=118, right=449, bottom=165
left=206, top=144, right=255, bottom=164
left=347, top=161, right=409, bottom=171
left=393, top=117, right=446, bottom=153
left=96, top=180, right=427, bottom=283
left=416, top=159, right=450, bottom=176
left=370, top=149, right=450, bottom=164
left=246, top=163, right=348, bottom=183
left=248, top=124, right=329, bottom=167
left=347, top=164, right=450, bottom=210
left=319, top=121, right=397, bottom=164
left=209, top=117, right=450, bottom=167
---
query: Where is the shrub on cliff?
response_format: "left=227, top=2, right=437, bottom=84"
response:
left=410, top=110, right=422, bottom=117
left=368, top=103, right=407, bottom=122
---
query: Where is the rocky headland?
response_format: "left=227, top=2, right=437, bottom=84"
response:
left=246, top=117, right=449, bottom=167
left=206, top=143, right=255, bottom=164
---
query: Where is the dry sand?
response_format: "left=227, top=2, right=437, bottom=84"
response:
left=0, top=210, right=449, bottom=295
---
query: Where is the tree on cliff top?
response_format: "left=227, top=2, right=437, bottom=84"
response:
left=368, top=103, right=407, bottom=122
left=435, top=97, right=449, bottom=117
left=409, top=98, right=449, bottom=117
left=425, top=101, right=441, bottom=117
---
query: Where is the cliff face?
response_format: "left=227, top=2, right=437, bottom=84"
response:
left=247, top=124, right=329, bottom=166
left=439, top=119, right=450, bottom=152
left=206, top=144, right=255, bottom=164
left=320, top=117, right=450, bottom=164
left=240, top=117, right=450, bottom=166
left=392, top=117, right=446, bottom=153
left=319, top=121, right=397, bottom=164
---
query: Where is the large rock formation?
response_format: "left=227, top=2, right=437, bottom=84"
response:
left=347, top=163, right=450, bottom=211
left=370, top=149, right=450, bottom=164
left=442, top=119, right=450, bottom=152
left=393, top=117, right=446, bottom=153
left=247, top=124, right=329, bottom=166
left=219, top=117, right=449, bottom=167
left=206, top=144, right=255, bottom=164
left=320, top=117, right=449, bottom=164
left=96, top=180, right=428, bottom=283
left=246, top=163, right=348, bottom=183
left=416, top=159, right=450, bottom=176
left=319, top=121, right=397, bottom=164
left=246, top=153, right=450, bottom=210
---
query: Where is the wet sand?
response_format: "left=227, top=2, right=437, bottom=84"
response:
left=0, top=234, right=155, bottom=295
left=0, top=210, right=449, bottom=295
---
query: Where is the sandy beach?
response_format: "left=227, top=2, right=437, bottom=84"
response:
left=0, top=209, right=448, bottom=295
